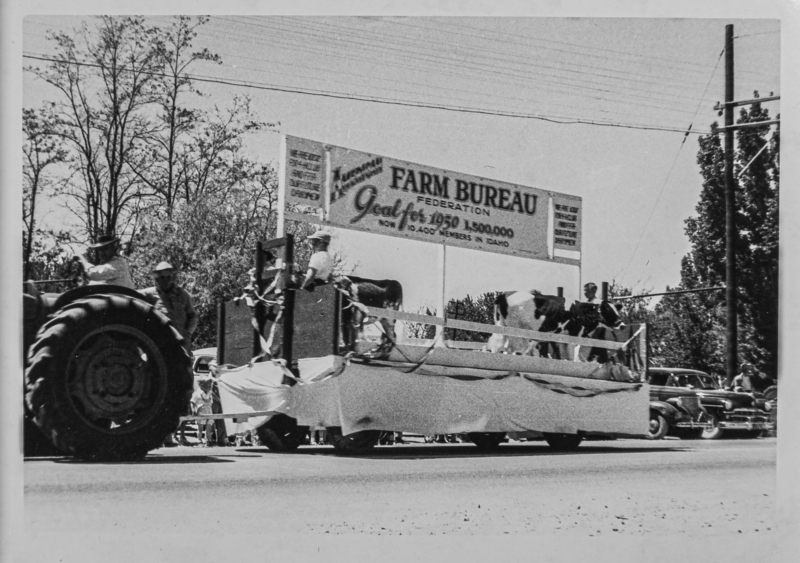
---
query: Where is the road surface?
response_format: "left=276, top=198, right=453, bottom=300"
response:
left=21, top=437, right=783, bottom=562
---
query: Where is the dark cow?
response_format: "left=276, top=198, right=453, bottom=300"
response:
left=491, top=291, right=565, bottom=355
left=538, top=300, right=624, bottom=361
left=334, top=275, right=403, bottom=357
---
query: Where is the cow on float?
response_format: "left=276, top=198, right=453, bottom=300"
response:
left=488, top=290, right=565, bottom=355
left=335, top=275, right=403, bottom=358
left=490, top=290, right=624, bottom=361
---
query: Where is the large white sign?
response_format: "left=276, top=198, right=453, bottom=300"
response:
left=280, top=135, right=581, bottom=264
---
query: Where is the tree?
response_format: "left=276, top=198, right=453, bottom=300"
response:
left=134, top=16, right=220, bottom=215
left=129, top=18, right=274, bottom=215
left=23, top=105, right=67, bottom=279
left=22, top=230, right=80, bottom=292
left=127, top=166, right=278, bottom=347
left=444, top=293, right=497, bottom=342
left=658, top=94, right=779, bottom=377
left=27, top=16, right=165, bottom=243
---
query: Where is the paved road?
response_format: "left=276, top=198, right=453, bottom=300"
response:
left=22, top=437, right=781, bottom=562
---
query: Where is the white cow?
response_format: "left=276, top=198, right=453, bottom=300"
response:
left=489, top=291, right=565, bottom=355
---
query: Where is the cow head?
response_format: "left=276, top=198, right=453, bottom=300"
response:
left=493, top=293, right=509, bottom=324
left=599, top=300, right=624, bottom=328
left=333, top=276, right=357, bottom=301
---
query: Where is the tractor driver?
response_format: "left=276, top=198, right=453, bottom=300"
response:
left=72, top=233, right=134, bottom=289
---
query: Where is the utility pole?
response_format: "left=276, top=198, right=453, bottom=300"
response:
left=713, top=26, right=780, bottom=387
left=723, top=24, right=737, bottom=388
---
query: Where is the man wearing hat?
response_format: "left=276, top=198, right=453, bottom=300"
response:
left=141, top=262, right=198, bottom=353
left=142, top=262, right=199, bottom=448
left=300, top=229, right=334, bottom=290
left=72, top=233, right=133, bottom=289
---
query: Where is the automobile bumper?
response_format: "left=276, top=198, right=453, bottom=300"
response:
left=718, top=421, right=774, bottom=431
left=674, top=421, right=712, bottom=429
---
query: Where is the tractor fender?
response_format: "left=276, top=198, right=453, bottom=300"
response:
left=53, top=284, right=146, bottom=310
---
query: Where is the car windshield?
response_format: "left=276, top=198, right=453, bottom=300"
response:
left=194, top=357, right=213, bottom=373
left=648, top=372, right=670, bottom=386
left=696, top=375, right=720, bottom=389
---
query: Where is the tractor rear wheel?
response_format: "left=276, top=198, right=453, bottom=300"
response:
left=25, top=295, right=192, bottom=462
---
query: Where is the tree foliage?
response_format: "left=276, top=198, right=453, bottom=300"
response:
left=23, top=105, right=68, bottom=279
left=26, top=15, right=274, bottom=246
left=27, top=16, right=165, bottom=242
left=444, top=293, right=497, bottom=342
left=655, top=95, right=779, bottom=378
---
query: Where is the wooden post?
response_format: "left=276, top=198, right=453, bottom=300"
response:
left=282, top=233, right=298, bottom=379
left=557, top=287, right=563, bottom=298
left=602, top=282, right=609, bottom=301
left=435, top=241, right=446, bottom=346
left=216, top=302, right=225, bottom=365
left=723, top=24, right=738, bottom=387
left=254, top=241, right=266, bottom=358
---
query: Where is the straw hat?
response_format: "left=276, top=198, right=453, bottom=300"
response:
left=151, top=261, right=176, bottom=274
left=307, top=230, right=332, bottom=243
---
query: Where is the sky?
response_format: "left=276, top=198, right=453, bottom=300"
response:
left=17, top=11, right=782, bottom=310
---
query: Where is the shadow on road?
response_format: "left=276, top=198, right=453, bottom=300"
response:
left=25, top=440, right=716, bottom=463
left=241, top=442, right=692, bottom=460
left=26, top=453, right=240, bottom=465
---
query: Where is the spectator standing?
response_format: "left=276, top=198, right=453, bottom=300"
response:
left=72, top=234, right=133, bottom=289
left=730, top=362, right=775, bottom=394
left=191, top=377, right=215, bottom=446
left=141, top=262, right=198, bottom=353
left=141, top=262, right=198, bottom=447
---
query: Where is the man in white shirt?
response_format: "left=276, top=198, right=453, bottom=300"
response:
left=583, top=282, right=599, bottom=304
left=301, top=230, right=333, bottom=289
left=73, top=234, right=134, bottom=289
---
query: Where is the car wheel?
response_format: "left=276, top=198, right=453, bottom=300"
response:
left=647, top=411, right=669, bottom=440
left=543, top=433, right=583, bottom=451
left=701, top=412, right=724, bottom=440
left=467, top=432, right=506, bottom=450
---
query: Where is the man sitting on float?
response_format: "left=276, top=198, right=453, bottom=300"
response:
left=300, top=230, right=334, bottom=290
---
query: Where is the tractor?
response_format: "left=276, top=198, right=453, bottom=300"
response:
left=23, top=281, right=193, bottom=461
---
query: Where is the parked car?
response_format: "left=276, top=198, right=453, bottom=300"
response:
left=648, top=368, right=775, bottom=439
left=192, top=347, right=217, bottom=379
left=646, top=372, right=711, bottom=440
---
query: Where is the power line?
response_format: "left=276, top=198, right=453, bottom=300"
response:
left=189, top=35, right=701, bottom=129
left=212, top=16, right=712, bottom=108
left=24, top=52, right=713, bottom=135
left=619, top=48, right=726, bottom=286
left=201, top=17, right=713, bottom=129
left=437, top=18, right=781, bottom=81
left=26, top=16, right=745, bottom=129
